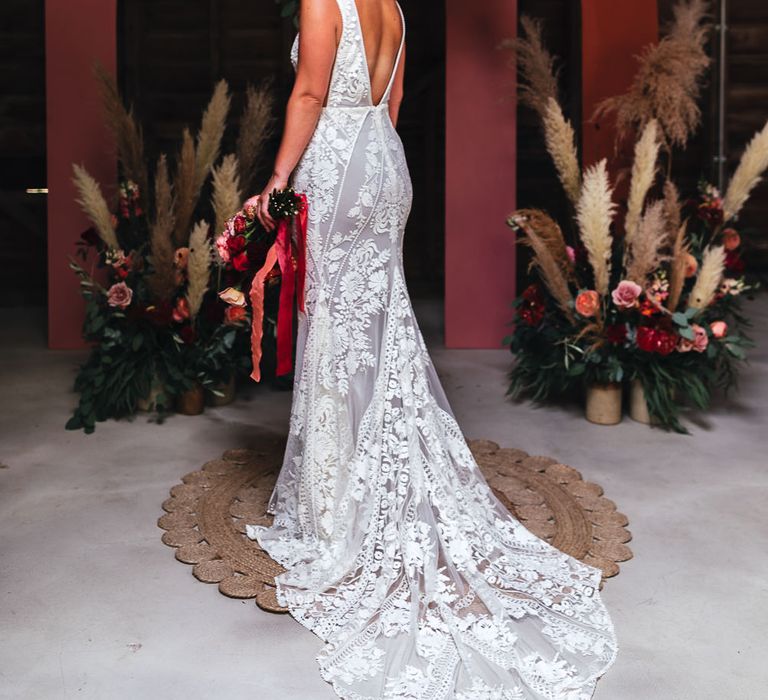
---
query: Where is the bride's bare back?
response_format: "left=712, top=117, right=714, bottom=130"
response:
left=353, top=0, right=404, bottom=106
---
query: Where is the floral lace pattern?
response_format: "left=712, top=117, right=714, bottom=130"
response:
left=249, top=1, right=618, bottom=698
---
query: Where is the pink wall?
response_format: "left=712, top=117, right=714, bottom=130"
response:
left=46, top=0, right=117, bottom=349
left=581, top=0, right=659, bottom=169
left=444, top=1, right=517, bottom=348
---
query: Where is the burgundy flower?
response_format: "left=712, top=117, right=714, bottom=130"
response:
left=227, top=235, right=248, bottom=255
left=233, top=214, right=248, bottom=235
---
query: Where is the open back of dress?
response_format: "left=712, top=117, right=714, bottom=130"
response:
left=249, top=1, right=618, bottom=697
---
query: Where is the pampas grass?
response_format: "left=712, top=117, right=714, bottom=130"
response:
left=593, top=0, right=711, bottom=148
left=186, top=221, right=212, bottom=319
left=72, top=164, right=119, bottom=249
left=173, top=81, right=232, bottom=246
left=500, top=16, right=559, bottom=117
left=667, top=221, right=689, bottom=311
left=722, top=119, right=768, bottom=221
left=147, top=155, right=177, bottom=301
left=511, top=210, right=574, bottom=319
left=625, top=120, right=660, bottom=245
left=688, top=245, right=726, bottom=310
left=212, top=154, right=242, bottom=242
left=663, top=180, right=682, bottom=245
left=626, top=201, right=668, bottom=284
left=577, top=159, right=616, bottom=295
left=237, top=83, right=275, bottom=193
left=94, top=64, right=148, bottom=199
left=543, top=98, right=581, bottom=206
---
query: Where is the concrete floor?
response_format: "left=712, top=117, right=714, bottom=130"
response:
left=1, top=296, right=766, bottom=700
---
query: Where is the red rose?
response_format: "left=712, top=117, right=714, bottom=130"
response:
left=227, top=235, right=248, bottom=254
left=224, top=305, right=248, bottom=326
left=233, top=251, right=251, bottom=272
left=233, top=215, right=247, bottom=235
left=636, top=326, right=657, bottom=353
left=655, top=330, right=677, bottom=356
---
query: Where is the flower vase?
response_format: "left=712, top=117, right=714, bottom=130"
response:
left=206, top=375, right=237, bottom=407
left=176, top=383, right=205, bottom=416
left=629, top=379, right=659, bottom=425
left=585, top=382, right=623, bottom=425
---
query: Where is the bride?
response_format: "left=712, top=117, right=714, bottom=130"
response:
left=245, top=1, right=618, bottom=697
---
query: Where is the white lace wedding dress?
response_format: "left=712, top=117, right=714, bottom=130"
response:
left=247, top=2, right=618, bottom=697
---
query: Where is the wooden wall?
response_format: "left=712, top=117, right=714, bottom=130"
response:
left=118, top=0, right=446, bottom=297
left=0, top=0, right=46, bottom=307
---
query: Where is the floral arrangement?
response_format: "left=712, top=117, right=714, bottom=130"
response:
left=66, top=68, right=275, bottom=433
left=503, top=2, right=765, bottom=432
left=216, top=188, right=308, bottom=381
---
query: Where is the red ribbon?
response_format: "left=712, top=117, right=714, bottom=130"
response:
left=249, top=194, right=308, bottom=382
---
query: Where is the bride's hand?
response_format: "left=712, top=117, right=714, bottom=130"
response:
left=247, top=174, right=288, bottom=232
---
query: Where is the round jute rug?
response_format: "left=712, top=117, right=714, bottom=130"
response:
left=159, top=434, right=632, bottom=613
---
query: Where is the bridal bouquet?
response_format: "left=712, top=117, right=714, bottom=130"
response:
left=216, top=188, right=308, bottom=381
left=503, top=3, right=764, bottom=432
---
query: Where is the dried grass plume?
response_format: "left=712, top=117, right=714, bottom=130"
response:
left=212, top=154, right=242, bottom=241
left=688, top=245, right=726, bottom=310
left=147, top=155, right=177, bottom=301
left=723, top=119, right=768, bottom=221
left=576, top=159, right=617, bottom=295
left=625, top=120, right=660, bottom=245
left=626, top=200, right=668, bottom=285
left=186, top=221, right=212, bottom=319
left=72, top=164, right=119, bottom=249
left=237, top=82, right=275, bottom=193
left=500, top=16, right=559, bottom=117
left=543, top=98, right=581, bottom=206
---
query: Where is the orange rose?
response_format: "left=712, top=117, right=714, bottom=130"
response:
left=575, top=290, right=600, bottom=317
left=224, top=305, right=248, bottom=325
left=218, top=287, right=247, bottom=307
left=710, top=320, right=728, bottom=338
left=722, top=228, right=741, bottom=252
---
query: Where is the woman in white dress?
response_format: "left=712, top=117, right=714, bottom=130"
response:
left=246, top=1, right=618, bottom=697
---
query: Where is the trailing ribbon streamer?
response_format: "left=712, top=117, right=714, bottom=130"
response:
left=249, top=194, right=308, bottom=382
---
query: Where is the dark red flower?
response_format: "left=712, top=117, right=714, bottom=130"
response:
left=227, top=234, right=248, bottom=254
left=233, top=214, right=248, bottom=235
left=521, top=283, right=543, bottom=303
left=636, top=326, right=677, bottom=355
left=725, top=250, right=745, bottom=274
left=233, top=251, right=251, bottom=272
left=605, top=323, right=627, bottom=344
left=655, top=329, right=677, bottom=356
left=636, top=326, right=657, bottom=353
left=179, top=324, right=197, bottom=345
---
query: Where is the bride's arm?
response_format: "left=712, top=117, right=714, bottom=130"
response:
left=254, top=0, right=339, bottom=230
left=388, top=42, right=405, bottom=128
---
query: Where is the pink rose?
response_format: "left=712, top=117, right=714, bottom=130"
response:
left=107, top=282, right=133, bottom=309
left=566, top=246, right=576, bottom=264
left=692, top=324, right=709, bottom=352
left=710, top=320, right=727, bottom=339
left=575, top=290, right=600, bottom=317
left=611, top=280, right=642, bottom=309
left=215, top=234, right=231, bottom=263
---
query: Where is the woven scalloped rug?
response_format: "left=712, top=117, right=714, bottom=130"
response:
left=158, top=433, right=633, bottom=613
